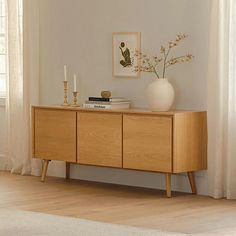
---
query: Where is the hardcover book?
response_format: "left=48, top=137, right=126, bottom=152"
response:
left=88, top=97, right=129, bottom=102
left=83, top=102, right=130, bottom=110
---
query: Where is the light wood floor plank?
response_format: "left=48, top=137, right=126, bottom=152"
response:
left=1, top=171, right=236, bottom=234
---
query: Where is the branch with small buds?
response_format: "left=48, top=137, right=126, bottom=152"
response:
left=133, top=33, right=194, bottom=79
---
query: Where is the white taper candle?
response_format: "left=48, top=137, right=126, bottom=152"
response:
left=74, top=74, right=77, bottom=92
left=64, top=65, right=67, bottom=81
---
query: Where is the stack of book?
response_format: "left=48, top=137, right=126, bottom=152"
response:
left=83, top=97, right=130, bottom=110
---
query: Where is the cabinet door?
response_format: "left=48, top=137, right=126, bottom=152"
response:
left=34, top=109, right=76, bottom=162
left=77, top=112, right=122, bottom=168
left=123, top=115, right=172, bottom=172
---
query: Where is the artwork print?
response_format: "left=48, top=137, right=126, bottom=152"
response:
left=112, top=32, right=141, bottom=78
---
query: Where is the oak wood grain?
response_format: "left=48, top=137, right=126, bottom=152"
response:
left=32, top=107, right=207, bottom=197
left=34, top=109, right=77, bottom=163
left=173, top=112, right=207, bottom=173
left=123, top=115, right=172, bottom=172
left=41, top=160, right=50, bottom=182
left=32, top=105, right=201, bottom=116
left=77, top=112, right=122, bottom=167
left=188, top=172, right=197, bottom=194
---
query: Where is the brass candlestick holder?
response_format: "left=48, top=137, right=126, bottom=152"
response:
left=71, top=91, right=79, bottom=107
left=62, top=81, right=69, bottom=106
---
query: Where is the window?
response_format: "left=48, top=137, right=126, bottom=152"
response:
left=0, top=0, right=22, bottom=99
left=0, top=0, right=6, bottom=98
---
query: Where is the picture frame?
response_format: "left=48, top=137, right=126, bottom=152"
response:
left=112, top=32, right=141, bottom=78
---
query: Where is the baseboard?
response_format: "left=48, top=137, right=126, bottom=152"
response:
left=47, top=161, right=209, bottom=196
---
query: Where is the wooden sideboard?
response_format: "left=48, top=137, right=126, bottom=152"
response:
left=32, top=106, right=207, bottom=197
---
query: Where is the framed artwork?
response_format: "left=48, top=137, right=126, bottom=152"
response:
left=112, top=32, right=141, bottom=78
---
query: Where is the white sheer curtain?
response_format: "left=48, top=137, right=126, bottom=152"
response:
left=208, top=0, right=236, bottom=199
left=5, top=0, right=41, bottom=175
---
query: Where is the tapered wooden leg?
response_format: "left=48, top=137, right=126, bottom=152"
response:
left=187, top=172, right=197, bottom=194
left=166, top=173, right=172, bottom=198
left=66, top=162, right=70, bottom=180
left=41, top=160, right=50, bottom=182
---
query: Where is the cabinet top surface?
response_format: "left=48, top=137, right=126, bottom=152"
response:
left=32, top=105, right=206, bottom=116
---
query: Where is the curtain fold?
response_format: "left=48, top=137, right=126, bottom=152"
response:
left=5, top=0, right=41, bottom=176
left=208, top=0, right=236, bottom=199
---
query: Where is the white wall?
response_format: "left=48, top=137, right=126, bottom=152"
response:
left=39, top=0, right=210, bottom=195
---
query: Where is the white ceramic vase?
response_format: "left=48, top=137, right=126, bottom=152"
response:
left=146, top=78, right=175, bottom=111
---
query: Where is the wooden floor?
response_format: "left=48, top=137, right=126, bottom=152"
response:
left=1, top=171, right=236, bottom=234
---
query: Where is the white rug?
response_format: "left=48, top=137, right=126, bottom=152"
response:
left=0, top=209, right=189, bottom=236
